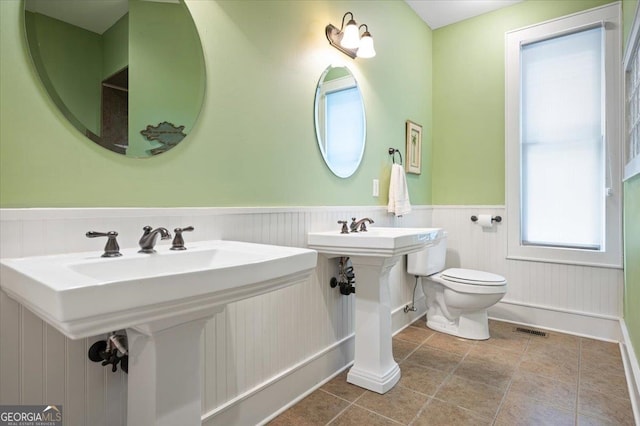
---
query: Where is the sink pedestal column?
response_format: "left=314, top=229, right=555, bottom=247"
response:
left=347, top=255, right=401, bottom=394
left=126, top=312, right=219, bottom=426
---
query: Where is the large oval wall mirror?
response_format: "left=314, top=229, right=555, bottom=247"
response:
left=314, top=65, right=366, bottom=178
left=24, top=0, right=206, bottom=158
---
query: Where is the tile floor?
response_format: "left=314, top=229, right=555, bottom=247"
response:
left=269, top=318, right=636, bottom=425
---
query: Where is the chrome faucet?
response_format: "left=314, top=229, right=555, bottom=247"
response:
left=350, top=217, right=374, bottom=233
left=138, top=226, right=171, bottom=253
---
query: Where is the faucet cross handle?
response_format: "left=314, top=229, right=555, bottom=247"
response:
left=337, top=221, right=349, bottom=234
left=86, top=231, right=122, bottom=258
left=171, top=226, right=194, bottom=250
left=349, top=218, right=359, bottom=233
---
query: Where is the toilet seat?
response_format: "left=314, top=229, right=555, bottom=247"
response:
left=441, top=268, right=506, bottom=286
left=431, top=268, right=506, bottom=295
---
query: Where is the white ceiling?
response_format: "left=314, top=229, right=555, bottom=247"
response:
left=405, top=0, right=523, bottom=30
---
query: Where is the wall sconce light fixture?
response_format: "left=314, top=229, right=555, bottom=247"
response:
left=325, top=12, right=376, bottom=59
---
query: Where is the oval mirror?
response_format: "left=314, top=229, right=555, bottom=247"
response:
left=24, top=0, right=206, bottom=158
left=314, top=65, right=366, bottom=178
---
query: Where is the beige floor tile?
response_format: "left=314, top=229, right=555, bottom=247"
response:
left=526, top=334, right=580, bottom=361
left=273, top=321, right=635, bottom=426
left=413, top=398, right=492, bottom=426
left=410, top=316, right=429, bottom=330
left=465, top=344, right=523, bottom=367
left=393, top=338, right=420, bottom=362
left=434, top=376, right=505, bottom=419
left=577, top=413, right=622, bottom=425
left=423, top=332, right=475, bottom=355
left=478, top=326, right=530, bottom=353
left=581, top=338, right=621, bottom=359
left=268, top=412, right=301, bottom=426
left=394, top=326, right=434, bottom=345
left=269, top=390, right=349, bottom=426
left=509, top=370, right=577, bottom=410
left=397, top=362, right=449, bottom=396
left=452, top=358, right=516, bottom=390
left=531, top=330, right=580, bottom=348
left=494, top=390, right=575, bottom=426
left=355, top=385, right=429, bottom=424
left=580, top=366, right=630, bottom=401
left=519, top=350, right=579, bottom=384
left=329, top=405, right=400, bottom=426
left=405, top=345, right=463, bottom=374
left=488, top=319, right=515, bottom=332
left=578, top=386, right=635, bottom=425
left=581, top=350, right=626, bottom=377
left=321, top=371, right=367, bottom=402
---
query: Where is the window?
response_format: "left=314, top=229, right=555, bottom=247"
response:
left=625, top=1, right=640, bottom=180
left=506, top=3, right=622, bottom=268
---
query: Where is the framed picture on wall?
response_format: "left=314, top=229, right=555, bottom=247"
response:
left=405, top=120, right=422, bottom=174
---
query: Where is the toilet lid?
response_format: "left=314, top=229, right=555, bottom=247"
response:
left=441, top=268, right=506, bottom=286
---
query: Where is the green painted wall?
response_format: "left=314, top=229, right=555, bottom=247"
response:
left=24, top=11, right=103, bottom=135
left=623, top=0, right=639, bottom=47
left=431, top=0, right=614, bottom=205
left=102, top=13, right=128, bottom=80
left=624, top=176, right=640, bottom=362
left=0, top=0, right=432, bottom=207
left=128, top=0, right=205, bottom=157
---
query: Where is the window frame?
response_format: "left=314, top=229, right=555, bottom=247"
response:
left=505, top=3, right=623, bottom=269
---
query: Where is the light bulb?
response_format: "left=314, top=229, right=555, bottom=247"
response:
left=341, top=19, right=360, bottom=49
left=357, top=32, right=376, bottom=58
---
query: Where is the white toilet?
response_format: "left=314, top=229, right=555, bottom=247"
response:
left=407, top=231, right=507, bottom=340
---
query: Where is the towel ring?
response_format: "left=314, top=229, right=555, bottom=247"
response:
left=388, top=148, right=403, bottom=165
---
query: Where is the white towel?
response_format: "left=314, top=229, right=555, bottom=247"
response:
left=387, top=163, right=411, bottom=216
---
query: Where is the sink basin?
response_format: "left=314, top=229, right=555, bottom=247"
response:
left=307, top=227, right=441, bottom=394
left=1, top=239, right=317, bottom=426
left=307, top=227, right=442, bottom=257
left=0, top=240, right=317, bottom=339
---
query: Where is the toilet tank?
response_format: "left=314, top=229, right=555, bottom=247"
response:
left=407, top=230, right=447, bottom=276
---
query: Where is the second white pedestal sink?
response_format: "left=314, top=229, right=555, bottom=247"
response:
left=308, top=227, right=441, bottom=394
left=0, top=240, right=317, bottom=426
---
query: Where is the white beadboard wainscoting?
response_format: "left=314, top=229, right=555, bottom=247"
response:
left=0, top=206, right=429, bottom=426
left=0, top=205, right=629, bottom=425
left=431, top=206, right=624, bottom=340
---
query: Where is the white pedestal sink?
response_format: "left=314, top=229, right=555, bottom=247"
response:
left=0, top=240, right=317, bottom=426
left=308, top=227, right=441, bottom=394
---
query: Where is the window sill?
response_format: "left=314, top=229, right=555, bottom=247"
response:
left=506, top=255, right=623, bottom=269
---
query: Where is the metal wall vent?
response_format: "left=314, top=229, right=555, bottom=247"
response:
left=513, top=327, right=548, bottom=338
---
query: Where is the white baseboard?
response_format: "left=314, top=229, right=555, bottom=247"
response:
left=202, top=334, right=355, bottom=426
left=620, top=319, right=640, bottom=426
left=488, top=299, right=623, bottom=341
